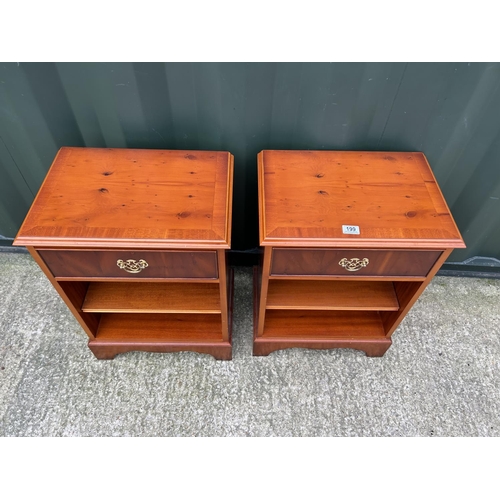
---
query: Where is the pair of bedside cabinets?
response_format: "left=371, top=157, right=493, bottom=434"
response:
left=14, top=148, right=465, bottom=361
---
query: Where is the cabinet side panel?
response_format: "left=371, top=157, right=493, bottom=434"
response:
left=381, top=249, right=453, bottom=337
left=218, top=249, right=229, bottom=342
left=27, top=247, right=99, bottom=339
left=58, top=281, right=101, bottom=334
left=257, top=246, right=272, bottom=337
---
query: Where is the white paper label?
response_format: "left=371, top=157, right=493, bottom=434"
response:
left=342, top=225, right=360, bottom=235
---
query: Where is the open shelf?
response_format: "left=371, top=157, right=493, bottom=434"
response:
left=87, top=268, right=234, bottom=360
left=266, top=280, right=399, bottom=311
left=95, top=313, right=223, bottom=343
left=82, top=282, right=220, bottom=313
left=261, top=310, right=386, bottom=340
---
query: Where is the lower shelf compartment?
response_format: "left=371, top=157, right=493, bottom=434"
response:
left=87, top=268, right=234, bottom=361
left=252, top=267, right=391, bottom=357
left=266, top=280, right=399, bottom=311
left=253, top=310, right=392, bottom=357
left=95, top=313, right=223, bottom=343
left=261, top=310, right=386, bottom=340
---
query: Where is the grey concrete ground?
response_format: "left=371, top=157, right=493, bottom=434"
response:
left=0, top=252, right=499, bottom=436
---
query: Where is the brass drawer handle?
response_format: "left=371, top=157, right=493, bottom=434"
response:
left=117, top=259, right=149, bottom=273
left=339, top=257, right=369, bottom=272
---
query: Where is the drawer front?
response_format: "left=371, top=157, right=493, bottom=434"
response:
left=271, top=249, right=441, bottom=277
left=39, top=250, right=218, bottom=279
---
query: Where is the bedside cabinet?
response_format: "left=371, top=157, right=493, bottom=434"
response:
left=254, top=150, right=465, bottom=357
left=14, top=148, right=234, bottom=360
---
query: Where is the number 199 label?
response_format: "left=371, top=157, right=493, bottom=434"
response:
left=342, top=225, right=360, bottom=235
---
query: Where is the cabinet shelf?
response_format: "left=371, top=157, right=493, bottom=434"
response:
left=95, top=313, right=223, bottom=343
left=266, top=280, right=399, bottom=311
left=82, top=282, right=221, bottom=314
left=260, top=309, right=386, bottom=340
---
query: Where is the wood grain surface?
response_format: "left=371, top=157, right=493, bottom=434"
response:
left=14, top=147, right=233, bottom=249
left=258, top=150, right=465, bottom=248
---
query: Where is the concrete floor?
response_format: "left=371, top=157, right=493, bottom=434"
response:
left=0, top=252, right=499, bottom=436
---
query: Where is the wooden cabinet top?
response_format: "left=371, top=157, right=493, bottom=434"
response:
left=258, top=150, right=465, bottom=249
left=14, top=148, right=233, bottom=249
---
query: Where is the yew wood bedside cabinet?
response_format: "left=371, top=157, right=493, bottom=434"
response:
left=254, top=150, right=465, bottom=357
left=14, top=147, right=234, bottom=360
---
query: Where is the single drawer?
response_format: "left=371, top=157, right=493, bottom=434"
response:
left=38, top=249, right=218, bottom=279
left=271, top=248, right=441, bottom=277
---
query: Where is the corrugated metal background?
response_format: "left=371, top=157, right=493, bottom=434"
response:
left=1, top=62, right=499, bottom=267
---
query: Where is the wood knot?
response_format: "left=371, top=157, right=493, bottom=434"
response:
left=102, top=171, right=113, bottom=176
left=384, top=155, right=397, bottom=162
left=405, top=211, right=417, bottom=218
left=315, top=173, right=324, bottom=178
left=177, top=211, right=191, bottom=218
left=185, top=154, right=197, bottom=160
left=99, top=188, right=109, bottom=193
left=318, top=190, right=329, bottom=195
